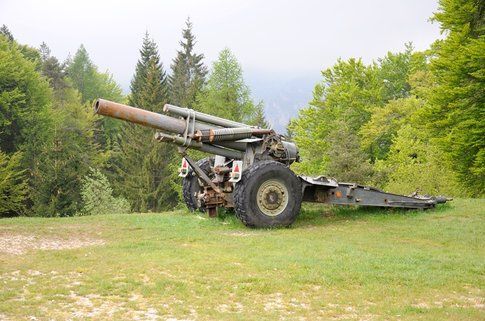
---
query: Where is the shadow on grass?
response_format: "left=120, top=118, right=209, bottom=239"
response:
left=294, top=202, right=454, bottom=228
left=182, top=202, right=454, bottom=230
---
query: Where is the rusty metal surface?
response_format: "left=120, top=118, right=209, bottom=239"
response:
left=95, top=99, right=187, bottom=134
left=213, top=166, right=231, bottom=175
left=203, top=186, right=226, bottom=217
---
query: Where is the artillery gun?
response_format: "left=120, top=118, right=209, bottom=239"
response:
left=94, top=99, right=449, bottom=228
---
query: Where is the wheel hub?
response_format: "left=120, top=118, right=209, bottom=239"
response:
left=257, top=179, right=289, bottom=216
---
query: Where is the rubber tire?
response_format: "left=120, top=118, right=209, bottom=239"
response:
left=182, top=157, right=214, bottom=212
left=234, top=160, right=302, bottom=228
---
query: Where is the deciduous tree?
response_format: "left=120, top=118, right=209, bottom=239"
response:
left=0, top=151, right=27, bottom=217
left=197, top=48, right=267, bottom=126
left=422, top=0, right=485, bottom=194
left=66, top=45, right=124, bottom=149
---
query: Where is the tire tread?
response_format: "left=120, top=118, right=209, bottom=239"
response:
left=234, top=160, right=302, bottom=228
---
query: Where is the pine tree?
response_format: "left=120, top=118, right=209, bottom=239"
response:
left=251, top=103, right=270, bottom=128
left=129, top=32, right=161, bottom=108
left=114, top=33, right=178, bottom=212
left=325, top=122, right=373, bottom=183
left=0, top=25, right=14, bottom=41
left=197, top=48, right=266, bottom=125
left=66, top=45, right=95, bottom=102
left=39, top=42, right=67, bottom=91
left=169, top=18, right=207, bottom=108
left=80, top=168, right=130, bottom=216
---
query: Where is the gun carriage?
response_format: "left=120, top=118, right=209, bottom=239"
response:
left=94, top=99, right=449, bottom=228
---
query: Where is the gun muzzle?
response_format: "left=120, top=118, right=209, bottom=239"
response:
left=94, top=99, right=187, bottom=134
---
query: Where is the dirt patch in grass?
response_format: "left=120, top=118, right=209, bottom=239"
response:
left=52, top=291, right=200, bottom=321
left=411, top=290, right=485, bottom=310
left=222, top=231, right=256, bottom=237
left=0, top=232, right=105, bottom=255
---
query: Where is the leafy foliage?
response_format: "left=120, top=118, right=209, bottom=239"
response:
left=421, top=0, right=485, bottom=195
left=80, top=168, right=130, bottom=215
left=376, top=125, right=462, bottom=196
left=0, top=151, right=27, bottom=216
left=30, top=87, right=100, bottom=217
left=377, top=43, right=415, bottom=101
left=20, top=44, right=104, bottom=217
left=66, top=45, right=123, bottom=104
left=289, top=58, right=381, bottom=178
left=197, top=48, right=267, bottom=125
left=0, top=35, right=57, bottom=215
left=0, top=35, right=51, bottom=154
left=360, top=97, right=424, bottom=161
left=66, top=45, right=124, bottom=150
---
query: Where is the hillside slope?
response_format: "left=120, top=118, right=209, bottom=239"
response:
left=0, top=199, right=483, bottom=320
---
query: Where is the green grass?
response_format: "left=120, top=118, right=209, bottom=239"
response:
left=0, top=199, right=484, bottom=320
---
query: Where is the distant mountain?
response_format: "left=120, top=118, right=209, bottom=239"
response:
left=246, top=71, right=321, bottom=132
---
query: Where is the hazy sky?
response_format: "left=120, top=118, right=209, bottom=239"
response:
left=1, top=0, right=441, bottom=86
left=1, top=0, right=442, bottom=128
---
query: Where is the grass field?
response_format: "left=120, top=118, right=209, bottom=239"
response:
left=0, top=199, right=483, bottom=320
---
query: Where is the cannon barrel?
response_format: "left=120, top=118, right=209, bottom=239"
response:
left=95, top=99, right=189, bottom=134
left=163, top=104, right=252, bottom=128
left=93, top=99, right=247, bottom=152
left=154, top=132, right=244, bottom=159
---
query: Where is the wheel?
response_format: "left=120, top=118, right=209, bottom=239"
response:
left=182, top=157, right=214, bottom=212
left=234, top=160, right=302, bottom=228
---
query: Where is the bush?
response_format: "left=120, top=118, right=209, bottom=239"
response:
left=376, top=125, right=463, bottom=196
left=80, top=168, right=130, bottom=215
